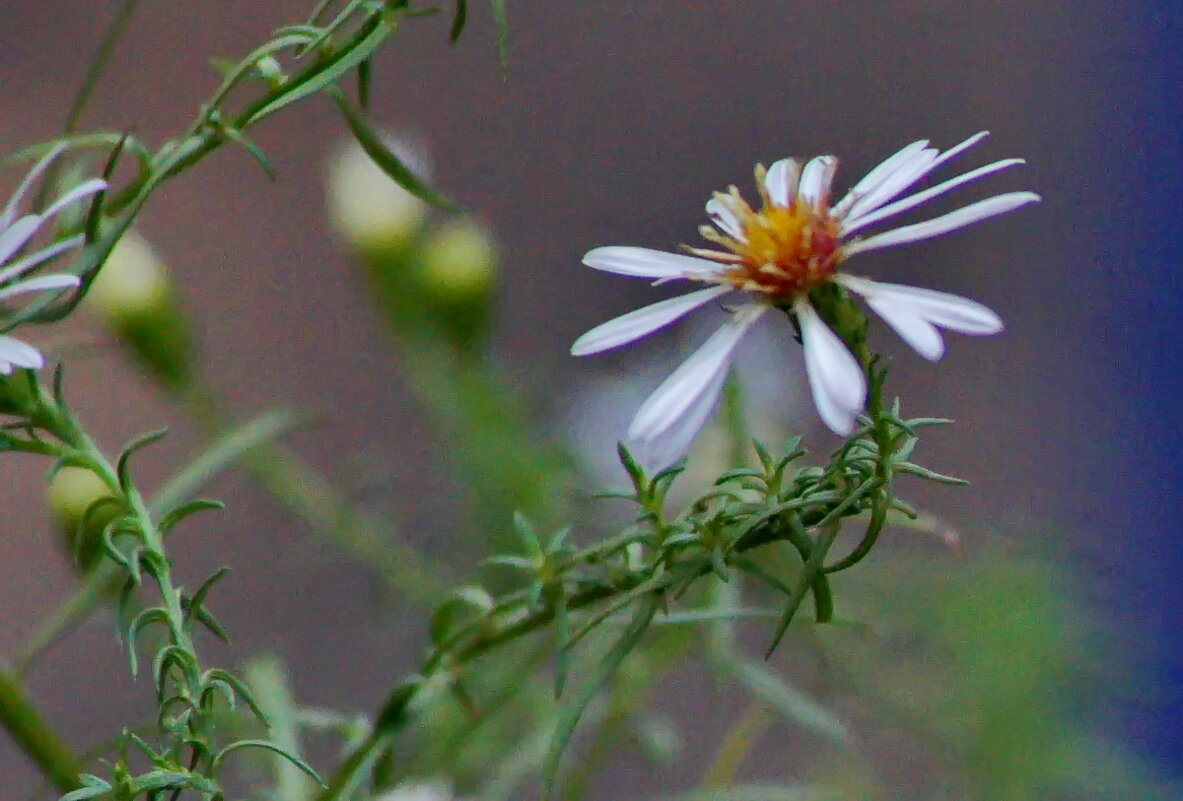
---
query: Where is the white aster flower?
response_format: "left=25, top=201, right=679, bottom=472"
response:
left=572, top=132, right=1039, bottom=469
left=0, top=146, right=106, bottom=374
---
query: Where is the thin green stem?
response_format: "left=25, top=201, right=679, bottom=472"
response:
left=314, top=493, right=854, bottom=800
left=0, top=664, right=82, bottom=792
left=178, top=384, right=450, bottom=601
left=63, top=0, right=143, bottom=136
left=699, top=702, right=771, bottom=789
left=30, top=0, right=142, bottom=214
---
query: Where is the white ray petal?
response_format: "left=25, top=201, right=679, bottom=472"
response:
left=41, top=178, right=107, bottom=220
left=841, top=158, right=1025, bottom=236
left=843, top=192, right=1041, bottom=256
left=630, top=359, right=730, bottom=473
left=0, top=273, right=79, bottom=303
left=571, top=285, right=731, bottom=356
left=837, top=275, right=1003, bottom=335
left=583, top=246, right=725, bottom=281
left=844, top=149, right=939, bottom=221
left=865, top=296, right=945, bottom=360
left=764, top=158, right=801, bottom=208
left=0, top=335, right=44, bottom=369
left=794, top=298, right=866, bottom=435
left=832, top=139, right=930, bottom=216
left=0, top=234, right=85, bottom=284
left=929, top=131, right=990, bottom=171
left=841, top=132, right=992, bottom=223
left=798, top=156, right=838, bottom=207
left=0, top=144, right=65, bottom=230
left=627, top=304, right=765, bottom=444
left=705, top=198, right=743, bottom=238
left=0, top=215, right=45, bottom=267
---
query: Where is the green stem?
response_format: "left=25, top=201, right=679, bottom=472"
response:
left=699, top=702, right=771, bottom=789
left=0, top=665, right=82, bottom=792
left=63, top=0, right=143, bottom=135
left=313, top=491, right=856, bottom=800
left=28, top=0, right=141, bottom=215
left=178, top=384, right=449, bottom=601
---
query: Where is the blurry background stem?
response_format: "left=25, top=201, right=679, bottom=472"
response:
left=0, top=664, right=81, bottom=792
left=178, top=382, right=451, bottom=601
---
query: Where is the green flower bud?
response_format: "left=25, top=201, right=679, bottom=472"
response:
left=87, top=230, right=193, bottom=391
left=255, top=55, right=286, bottom=87
left=0, top=370, right=39, bottom=417
left=417, top=217, right=498, bottom=350
left=325, top=136, right=431, bottom=255
left=46, top=466, right=119, bottom=572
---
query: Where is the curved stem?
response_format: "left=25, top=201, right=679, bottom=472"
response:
left=63, top=0, right=143, bottom=136
left=0, top=664, right=81, bottom=792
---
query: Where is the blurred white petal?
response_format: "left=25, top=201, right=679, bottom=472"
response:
left=843, top=192, right=1041, bottom=256
left=706, top=198, right=743, bottom=238
left=40, top=178, right=106, bottom=220
left=583, top=246, right=725, bottom=280
left=839, top=275, right=1003, bottom=335
left=794, top=298, right=866, bottom=435
left=0, top=216, right=44, bottom=266
left=765, top=158, right=801, bottom=208
left=842, top=158, right=1025, bottom=236
left=864, top=296, right=945, bottom=360
left=571, top=285, right=730, bottom=356
left=0, top=144, right=65, bottom=230
left=833, top=139, right=929, bottom=216
left=798, top=156, right=838, bottom=206
left=0, top=235, right=85, bottom=284
left=0, top=335, right=44, bottom=369
left=0, top=273, right=79, bottom=303
left=627, top=304, right=765, bottom=461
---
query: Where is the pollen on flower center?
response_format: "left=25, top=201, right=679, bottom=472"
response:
left=688, top=166, right=842, bottom=301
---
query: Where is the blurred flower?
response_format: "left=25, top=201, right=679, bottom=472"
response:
left=419, top=216, right=499, bottom=349
left=373, top=780, right=452, bottom=801
left=326, top=134, right=431, bottom=253
left=0, top=146, right=106, bottom=373
left=572, top=133, right=1038, bottom=469
left=46, top=465, right=118, bottom=571
left=87, top=229, right=192, bottom=390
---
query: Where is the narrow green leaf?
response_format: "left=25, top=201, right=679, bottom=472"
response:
left=513, top=511, right=541, bottom=555
left=185, top=566, right=229, bottom=618
left=60, top=784, right=112, bottom=801
left=330, top=89, right=458, bottom=211
left=449, top=0, right=467, bottom=41
left=218, top=125, right=276, bottom=180
left=357, top=58, right=371, bottom=110
left=541, top=593, right=658, bottom=799
left=159, top=499, right=225, bottom=533
left=132, top=770, right=191, bottom=792
left=126, top=608, right=169, bottom=676
left=150, top=407, right=300, bottom=517
left=490, top=0, right=509, bottom=66
left=204, top=668, right=269, bottom=724
left=552, top=589, right=570, bottom=698
left=242, top=11, right=398, bottom=127
left=894, top=461, right=968, bottom=485
left=214, top=739, right=323, bottom=786
left=115, top=428, right=169, bottom=492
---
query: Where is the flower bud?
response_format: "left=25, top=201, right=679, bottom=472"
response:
left=0, top=370, right=39, bottom=416
left=87, top=230, right=193, bottom=391
left=417, top=217, right=498, bottom=350
left=46, top=466, right=118, bottom=572
left=255, top=55, right=286, bottom=87
left=325, top=136, right=431, bottom=255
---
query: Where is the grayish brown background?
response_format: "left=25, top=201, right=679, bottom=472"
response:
left=0, top=0, right=1173, bottom=794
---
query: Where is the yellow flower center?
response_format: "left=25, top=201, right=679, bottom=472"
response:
left=687, top=165, right=842, bottom=301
